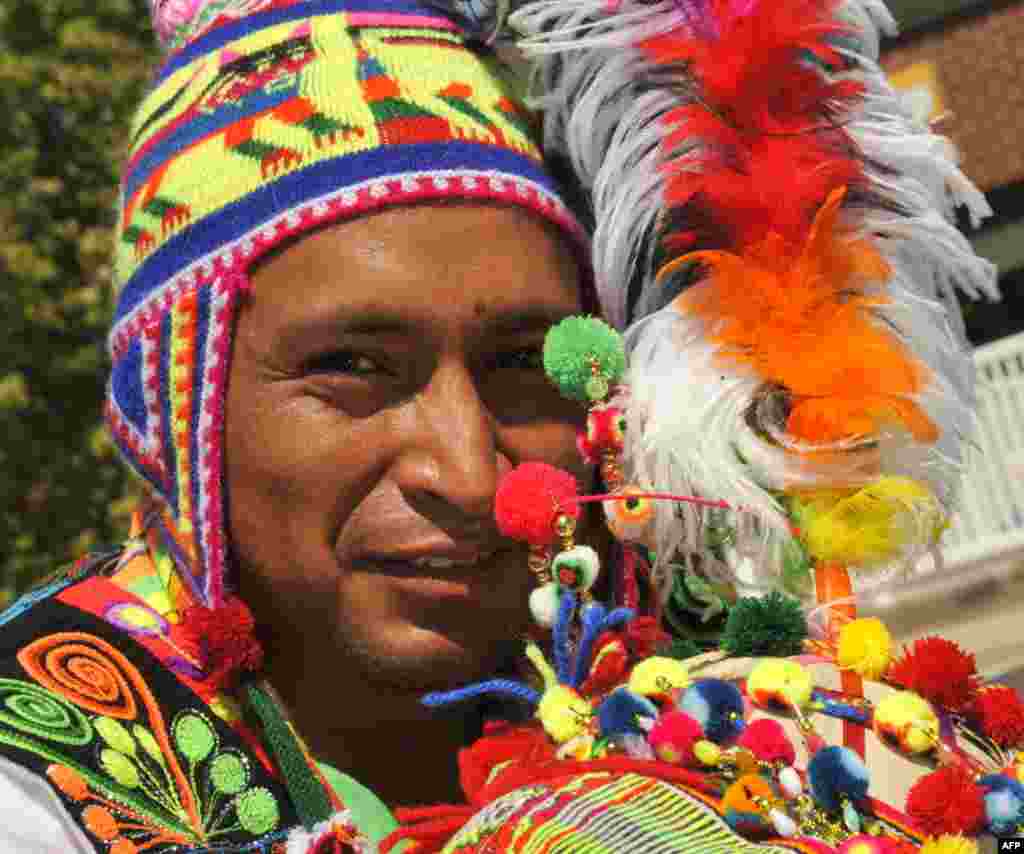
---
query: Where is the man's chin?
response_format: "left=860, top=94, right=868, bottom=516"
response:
left=343, top=624, right=522, bottom=694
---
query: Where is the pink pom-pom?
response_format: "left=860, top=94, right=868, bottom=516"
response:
left=150, top=0, right=204, bottom=47
left=837, top=835, right=905, bottom=854
left=494, top=463, right=580, bottom=547
left=648, top=710, right=704, bottom=765
left=150, top=0, right=279, bottom=52
left=737, top=718, right=797, bottom=766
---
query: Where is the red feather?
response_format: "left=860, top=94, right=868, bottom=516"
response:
left=643, top=0, right=866, bottom=254
left=661, top=118, right=861, bottom=250
left=643, top=0, right=859, bottom=132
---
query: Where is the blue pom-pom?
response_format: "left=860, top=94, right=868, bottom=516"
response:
left=678, top=679, right=746, bottom=743
left=980, top=774, right=1024, bottom=835
left=597, top=687, right=659, bottom=739
left=807, top=746, right=870, bottom=812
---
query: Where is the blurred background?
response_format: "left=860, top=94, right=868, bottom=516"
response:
left=0, top=0, right=1022, bottom=682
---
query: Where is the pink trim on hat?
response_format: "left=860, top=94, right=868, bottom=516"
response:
left=110, top=168, right=587, bottom=358
left=344, top=12, right=459, bottom=27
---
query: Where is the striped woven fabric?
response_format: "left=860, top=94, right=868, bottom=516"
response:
left=441, top=772, right=800, bottom=854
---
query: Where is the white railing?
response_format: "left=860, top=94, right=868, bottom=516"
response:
left=863, top=330, right=1024, bottom=613
left=940, top=331, right=1024, bottom=570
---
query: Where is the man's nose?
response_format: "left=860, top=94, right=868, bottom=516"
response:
left=392, top=358, right=511, bottom=521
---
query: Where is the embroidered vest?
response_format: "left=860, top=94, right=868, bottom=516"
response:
left=0, top=548, right=336, bottom=854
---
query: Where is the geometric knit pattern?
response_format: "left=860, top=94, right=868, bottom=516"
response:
left=107, top=0, right=587, bottom=607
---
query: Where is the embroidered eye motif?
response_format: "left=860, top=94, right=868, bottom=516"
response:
left=603, top=486, right=655, bottom=542
left=550, top=545, right=601, bottom=593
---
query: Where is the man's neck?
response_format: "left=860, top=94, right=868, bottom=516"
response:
left=260, top=653, right=477, bottom=807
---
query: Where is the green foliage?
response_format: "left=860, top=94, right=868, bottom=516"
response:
left=720, top=591, right=808, bottom=657
left=0, top=1, right=155, bottom=597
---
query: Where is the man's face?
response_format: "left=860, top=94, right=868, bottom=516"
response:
left=226, top=203, right=590, bottom=697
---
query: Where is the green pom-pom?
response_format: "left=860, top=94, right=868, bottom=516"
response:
left=660, top=637, right=702, bottom=661
left=543, top=316, right=626, bottom=403
left=720, top=591, right=808, bottom=657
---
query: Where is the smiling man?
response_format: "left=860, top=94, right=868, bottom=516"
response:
left=0, top=0, right=600, bottom=850
left=229, top=203, right=596, bottom=805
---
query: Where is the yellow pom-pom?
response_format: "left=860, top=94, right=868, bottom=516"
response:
left=628, top=657, right=690, bottom=699
left=801, top=476, right=945, bottom=569
left=537, top=685, right=592, bottom=744
left=873, top=690, right=939, bottom=754
left=837, top=617, right=893, bottom=680
left=918, top=835, right=979, bottom=854
left=694, top=739, right=722, bottom=767
left=747, top=658, right=813, bottom=710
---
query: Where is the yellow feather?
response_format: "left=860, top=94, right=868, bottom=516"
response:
left=800, top=476, right=945, bottom=569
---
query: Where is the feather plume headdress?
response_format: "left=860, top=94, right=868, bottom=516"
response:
left=440, top=0, right=998, bottom=599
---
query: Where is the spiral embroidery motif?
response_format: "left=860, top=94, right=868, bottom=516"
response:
left=0, top=678, right=93, bottom=746
left=17, top=633, right=139, bottom=720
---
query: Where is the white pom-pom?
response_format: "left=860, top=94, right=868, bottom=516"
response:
left=770, top=808, right=798, bottom=838
left=529, top=582, right=560, bottom=628
left=779, top=765, right=803, bottom=799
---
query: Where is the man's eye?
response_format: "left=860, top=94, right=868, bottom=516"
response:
left=304, top=351, right=380, bottom=376
left=494, top=347, right=545, bottom=371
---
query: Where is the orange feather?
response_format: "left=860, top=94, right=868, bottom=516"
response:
left=667, top=188, right=936, bottom=445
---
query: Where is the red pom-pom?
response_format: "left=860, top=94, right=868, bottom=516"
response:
left=736, top=717, right=797, bottom=766
left=905, top=764, right=986, bottom=836
left=580, top=634, right=630, bottom=696
left=888, top=636, right=978, bottom=712
left=969, top=684, right=1024, bottom=748
left=179, top=595, right=264, bottom=689
left=624, top=616, right=670, bottom=660
left=494, top=463, right=580, bottom=547
left=648, top=710, right=704, bottom=765
left=457, top=722, right=556, bottom=805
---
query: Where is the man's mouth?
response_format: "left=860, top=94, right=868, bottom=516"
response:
left=355, top=541, right=506, bottom=576
left=408, top=552, right=498, bottom=571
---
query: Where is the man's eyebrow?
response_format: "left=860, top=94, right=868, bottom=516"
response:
left=277, top=310, right=420, bottom=343
left=278, top=306, right=573, bottom=343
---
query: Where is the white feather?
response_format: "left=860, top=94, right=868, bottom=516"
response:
left=511, top=0, right=998, bottom=600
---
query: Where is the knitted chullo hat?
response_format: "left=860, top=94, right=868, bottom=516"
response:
left=105, top=0, right=588, bottom=611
